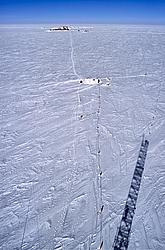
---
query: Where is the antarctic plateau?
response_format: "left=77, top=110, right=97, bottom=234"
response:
left=0, top=24, right=165, bottom=250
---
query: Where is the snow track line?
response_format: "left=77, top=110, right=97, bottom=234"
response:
left=20, top=199, right=31, bottom=250
left=95, top=83, right=104, bottom=249
left=114, top=74, right=147, bottom=78
left=69, top=30, right=81, bottom=110
left=69, top=31, right=80, bottom=79
left=69, top=30, right=84, bottom=168
left=141, top=73, right=162, bottom=137
left=71, top=84, right=104, bottom=250
left=36, top=214, right=41, bottom=250
left=69, top=31, right=79, bottom=163
left=20, top=185, right=34, bottom=250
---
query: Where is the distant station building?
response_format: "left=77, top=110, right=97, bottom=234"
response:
left=79, top=77, right=111, bottom=86
left=49, top=26, right=70, bottom=31
left=80, top=78, right=101, bottom=85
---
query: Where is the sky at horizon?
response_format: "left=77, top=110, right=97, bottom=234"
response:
left=0, top=0, right=165, bottom=24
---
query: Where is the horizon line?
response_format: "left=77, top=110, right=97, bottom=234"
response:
left=0, top=21, right=165, bottom=25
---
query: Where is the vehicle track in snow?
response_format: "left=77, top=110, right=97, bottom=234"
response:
left=69, top=31, right=80, bottom=80
left=140, top=73, right=163, bottom=137
left=66, top=83, right=105, bottom=250
left=84, top=83, right=104, bottom=250
left=112, top=74, right=149, bottom=79
left=69, top=30, right=82, bottom=164
left=66, top=33, right=105, bottom=247
left=57, top=32, right=99, bottom=249
left=96, top=84, right=104, bottom=249
left=20, top=196, right=31, bottom=249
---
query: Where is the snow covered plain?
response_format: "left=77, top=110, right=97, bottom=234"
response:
left=0, top=24, right=165, bottom=250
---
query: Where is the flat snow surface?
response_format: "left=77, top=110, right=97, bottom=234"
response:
left=0, top=24, right=165, bottom=250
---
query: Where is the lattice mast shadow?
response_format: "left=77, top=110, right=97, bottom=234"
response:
left=113, top=136, right=149, bottom=250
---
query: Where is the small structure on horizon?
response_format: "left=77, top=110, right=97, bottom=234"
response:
left=47, top=25, right=90, bottom=33
left=49, top=26, right=70, bottom=31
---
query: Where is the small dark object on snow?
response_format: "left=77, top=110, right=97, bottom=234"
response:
left=101, top=205, right=104, bottom=212
left=99, top=241, right=103, bottom=249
